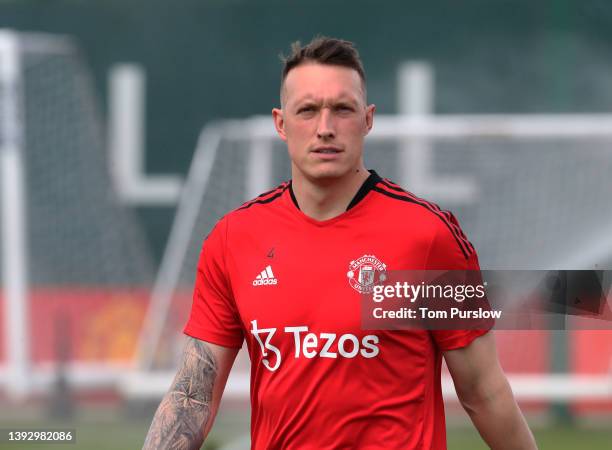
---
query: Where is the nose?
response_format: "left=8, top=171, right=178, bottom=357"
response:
left=316, top=108, right=335, bottom=140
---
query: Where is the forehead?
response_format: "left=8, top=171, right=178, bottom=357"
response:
left=282, top=63, right=365, bottom=104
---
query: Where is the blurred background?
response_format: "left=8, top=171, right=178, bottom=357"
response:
left=0, top=0, right=611, bottom=448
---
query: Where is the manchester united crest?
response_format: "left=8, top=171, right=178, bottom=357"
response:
left=347, top=254, right=387, bottom=293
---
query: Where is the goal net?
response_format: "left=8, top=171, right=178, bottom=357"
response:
left=132, top=114, right=612, bottom=407
left=0, top=31, right=154, bottom=399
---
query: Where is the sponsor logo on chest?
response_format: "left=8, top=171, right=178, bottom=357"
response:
left=250, top=320, right=380, bottom=372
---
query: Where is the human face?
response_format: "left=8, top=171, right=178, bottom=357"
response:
left=272, top=63, right=375, bottom=182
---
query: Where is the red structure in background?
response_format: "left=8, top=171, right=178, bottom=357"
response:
left=0, top=290, right=610, bottom=412
left=0, top=288, right=188, bottom=363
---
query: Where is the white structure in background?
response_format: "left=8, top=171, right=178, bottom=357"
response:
left=398, top=62, right=477, bottom=202
left=0, top=30, right=30, bottom=401
left=106, top=62, right=475, bottom=206
left=108, top=64, right=182, bottom=205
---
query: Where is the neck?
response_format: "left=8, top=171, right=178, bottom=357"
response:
left=291, top=166, right=370, bottom=221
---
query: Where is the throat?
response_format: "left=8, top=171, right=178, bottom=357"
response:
left=291, top=169, right=371, bottom=221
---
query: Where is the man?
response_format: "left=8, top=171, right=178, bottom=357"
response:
left=143, top=37, right=537, bottom=449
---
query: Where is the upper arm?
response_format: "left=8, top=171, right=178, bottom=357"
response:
left=443, top=332, right=507, bottom=406
left=184, top=217, right=245, bottom=349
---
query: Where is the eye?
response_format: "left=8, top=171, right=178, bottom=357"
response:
left=335, top=104, right=354, bottom=113
left=297, top=105, right=316, bottom=114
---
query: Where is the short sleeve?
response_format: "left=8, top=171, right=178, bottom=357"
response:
left=426, top=214, right=493, bottom=351
left=183, top=217, right=244, bottom=349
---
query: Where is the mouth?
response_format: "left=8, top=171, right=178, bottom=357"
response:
left=311, top=147, right=343, bottom=154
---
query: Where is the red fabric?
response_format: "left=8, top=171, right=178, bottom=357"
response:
left=185, top=173, right=491, bottom=449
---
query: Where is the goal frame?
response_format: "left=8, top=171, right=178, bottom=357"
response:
left=132, top=113, right=612, bottom=402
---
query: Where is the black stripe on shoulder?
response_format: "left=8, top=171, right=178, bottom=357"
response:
left=372, top=186, right=471, bottom=260
left=255, top=186, right=283, bottom=199
left=382, top=179, right=444, bottom=216
left=379, top=178, right=405, bottom=193
left=239, top=182, right=289, bottom=207
left=373, top=185, right=420, bottom=205
left=237, top=183, right=289, bottom=211
left=380, top=180, right=473, bottom=252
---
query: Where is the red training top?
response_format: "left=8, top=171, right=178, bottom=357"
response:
left=185, top=170, right=490, bottom=449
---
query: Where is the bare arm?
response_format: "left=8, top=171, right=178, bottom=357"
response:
left=142, top=337, right=239, bottom=450
left=444, top=332, right=538, bottom=450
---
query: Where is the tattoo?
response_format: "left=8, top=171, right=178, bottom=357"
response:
left=143, top=338, right=218, bottom=450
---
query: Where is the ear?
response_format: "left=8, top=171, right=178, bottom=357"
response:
left=364, top=104, right=375, bottom=135
left=272, top=108, right=287, bottom=142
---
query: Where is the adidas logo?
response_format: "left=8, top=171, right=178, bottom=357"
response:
left=253, top=265, right=278, bottom=286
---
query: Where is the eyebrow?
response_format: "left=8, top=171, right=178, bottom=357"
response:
left=293, top=94, right=361, bottom=106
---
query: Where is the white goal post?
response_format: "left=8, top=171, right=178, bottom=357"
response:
left=0, top=30, right=29, bottom=401
left=0, top=30, right=78, bottom=400
left=0, top=30, right=154, bottom=400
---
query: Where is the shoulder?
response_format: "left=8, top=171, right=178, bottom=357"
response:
left=220, top=180, right=290, bottom=221
left=371, top=176, right=475, bottom=260
left=232, top=181, right=291, bottom=214
left=208, top=181, right=290, bottom=238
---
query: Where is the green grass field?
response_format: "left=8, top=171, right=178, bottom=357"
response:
left=1, top=411, right=611, bottom=449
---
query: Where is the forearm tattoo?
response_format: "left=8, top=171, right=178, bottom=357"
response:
left=143, top=338, right=218, bottom=450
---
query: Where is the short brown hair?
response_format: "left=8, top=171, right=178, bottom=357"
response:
left=280, top=36, right=366, bottom=102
